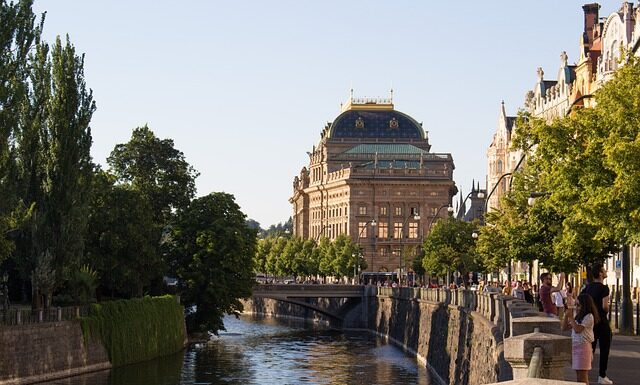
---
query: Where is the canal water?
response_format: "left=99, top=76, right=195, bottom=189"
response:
left=40, top=315, right=433, bottom=385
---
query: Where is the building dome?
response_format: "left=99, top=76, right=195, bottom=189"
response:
left=326, top=98, right=424, bottom=140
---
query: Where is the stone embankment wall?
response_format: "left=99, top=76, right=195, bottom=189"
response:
left=0, top=321, right=110, bottom=385
left=0, top=295, right=187, bottom=385
left=245, top=286, right=513, bottom=385
left=371, top=289, right=509, bottom=385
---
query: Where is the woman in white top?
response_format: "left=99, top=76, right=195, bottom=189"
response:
left=565, top=293, right=600, bottom=385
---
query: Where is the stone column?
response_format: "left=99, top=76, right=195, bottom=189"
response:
left=503, top=328, right=571, bottom=380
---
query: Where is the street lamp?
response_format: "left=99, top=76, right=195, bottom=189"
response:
left=356, top=219, right=376, bottom=279
left=527, top=191, right=550, bottom=206
left=398, top=210, right=420, bottom=286
left=484, top=172, right=512, bottom=213
left=1, top=273, right=8, bottom=314
left=315, top=224, right=330, bottom=241
left=427, top=205, right=454, bottom=230
left=457, top=191, right=486, bottom=219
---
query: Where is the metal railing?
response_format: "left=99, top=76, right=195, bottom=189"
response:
left=0, top=305, right=90, bottom=326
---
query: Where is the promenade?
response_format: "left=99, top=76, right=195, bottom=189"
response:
left=563, top=334, right=640, bottom=385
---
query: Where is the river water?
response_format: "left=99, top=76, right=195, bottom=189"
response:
left=40, top=315, right=433, bottom=385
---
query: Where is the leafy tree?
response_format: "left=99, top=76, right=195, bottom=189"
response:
left=254, top=236, right=272, bottom=275
left=300, top=239, right=317, bottom=278
left=330, top=234, right=359, bottom=279
left=85, top=169, right=158, bottom=298
left=170, top=192, right=256, bottom=334
left=502, top=57, right=640, bottom=270
left=12, top=34, right=95, bottom=306
left=107, top=125, right=199, bottom=224
left=39, top=35, right=95, bottom=289
left=317, top=236, right=334, bottom=279
left=265, top=236, right=287, bottom=278
left=422, top=218, right=480, bottom=286
left=0, top=0, right=44, bottom=268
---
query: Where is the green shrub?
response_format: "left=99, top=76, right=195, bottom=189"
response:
left=80, top=295, right=185, bottom=367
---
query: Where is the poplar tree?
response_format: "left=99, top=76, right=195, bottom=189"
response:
left=40, top=35, right=95, bottom=281
left=0, top=0, right=43, bottom=265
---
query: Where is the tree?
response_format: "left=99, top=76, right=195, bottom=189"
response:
left=0, top=0, right=44, bottom=268
left=422, top=218, right=480, bottom=286
left=85, top=169, right=158, bottom=298
left=254, top=236, right=272, bottom=275
left=330, top=234, right=360, bottom=279
left=39, top=35, right=95, bottom=289
left=107, top=125, right=199, bottom=224
left=170, top=192, right=257, bottom=334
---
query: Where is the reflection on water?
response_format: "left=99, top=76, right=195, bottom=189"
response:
left=39, top=315, right=432, bottom=385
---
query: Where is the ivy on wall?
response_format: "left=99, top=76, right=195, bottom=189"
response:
left=80, top=295, right=185, bottom=367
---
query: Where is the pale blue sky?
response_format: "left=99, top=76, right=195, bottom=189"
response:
left=33, top=0, right=623, bottom=227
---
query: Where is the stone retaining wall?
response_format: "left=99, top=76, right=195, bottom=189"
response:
left=0, top=321, right=110, bottom=385
left=371, top=292, right=509, bottom=385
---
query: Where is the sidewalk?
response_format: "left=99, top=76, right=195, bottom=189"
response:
left=563, top=334, right=640, bottom=385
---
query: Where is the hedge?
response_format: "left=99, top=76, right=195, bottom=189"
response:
left=80, top=295, right=186, bottom=367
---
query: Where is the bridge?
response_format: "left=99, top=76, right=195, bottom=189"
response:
left=250, top=284, right=370, bottom=327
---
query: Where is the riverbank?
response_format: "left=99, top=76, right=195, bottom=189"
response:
left=0, top=296, right=186, bottom=385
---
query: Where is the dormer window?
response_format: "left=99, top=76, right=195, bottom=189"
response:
left=355, top=117, right=365, bottom=129
left=389, top=117, right=399, bottom=129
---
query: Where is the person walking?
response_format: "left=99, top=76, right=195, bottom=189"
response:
left=512, top=281, right=525, bottom=300
left=582, top=263, right=613, bottom=384
left=564, top=293, right=599, bottom=385
left=539, top=272, right=565, bottom=317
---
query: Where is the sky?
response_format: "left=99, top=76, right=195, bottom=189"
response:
left=32, top=0, right=625, bottom=228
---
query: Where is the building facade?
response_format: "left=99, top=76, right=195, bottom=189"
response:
left=290, top=95, right=456, bottom=274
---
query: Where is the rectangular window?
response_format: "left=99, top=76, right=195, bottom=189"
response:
left=409, top=222, right=419, bottom=238
left=380, top=206, right=388, bottom=216
left=358, top=222, right=367, bottom=239
left=378, top=222, right=388, bottom=238
left=394, top=207, right=402, bottom=216
left=359, top=206, right=367, bottom=215
left=393, top=222, right=403, bottom=239
left=380, top=247, right=388, bottom=257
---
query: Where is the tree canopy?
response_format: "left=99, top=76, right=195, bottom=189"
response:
left=170, top=192, right=257, bottom=334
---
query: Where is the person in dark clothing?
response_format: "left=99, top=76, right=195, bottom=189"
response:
left=582, top=263, right=613, bottom=384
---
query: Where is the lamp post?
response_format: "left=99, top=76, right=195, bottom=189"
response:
left=1, top=273, right=8, bottom=315
left=399, top=210, right=420, bottom=286
left=315, top=224, right=330, bottom=242
left=484, top=172, right=512, bottom=213
left=356, top=219, right=376, bottom=279
left=457, top=191, right=485, bottom=219
left=427, top=205, right=454, bottom=230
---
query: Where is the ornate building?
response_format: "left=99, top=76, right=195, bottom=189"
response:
left=290, top=94, right=456, bottom=274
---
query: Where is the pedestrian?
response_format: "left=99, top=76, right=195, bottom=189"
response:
left=523, top=281, right=534, bottom=304
left=582, top=263, right=613, bottom=384
left=563, top=293, right=599, bottom=385
left=502, top=279, right=512, bottom=296
left=539, top=272, right=565, bottom=317
left=512, top=281, right=525, bottom=300
left=553, top=284, right=567, bottom=319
